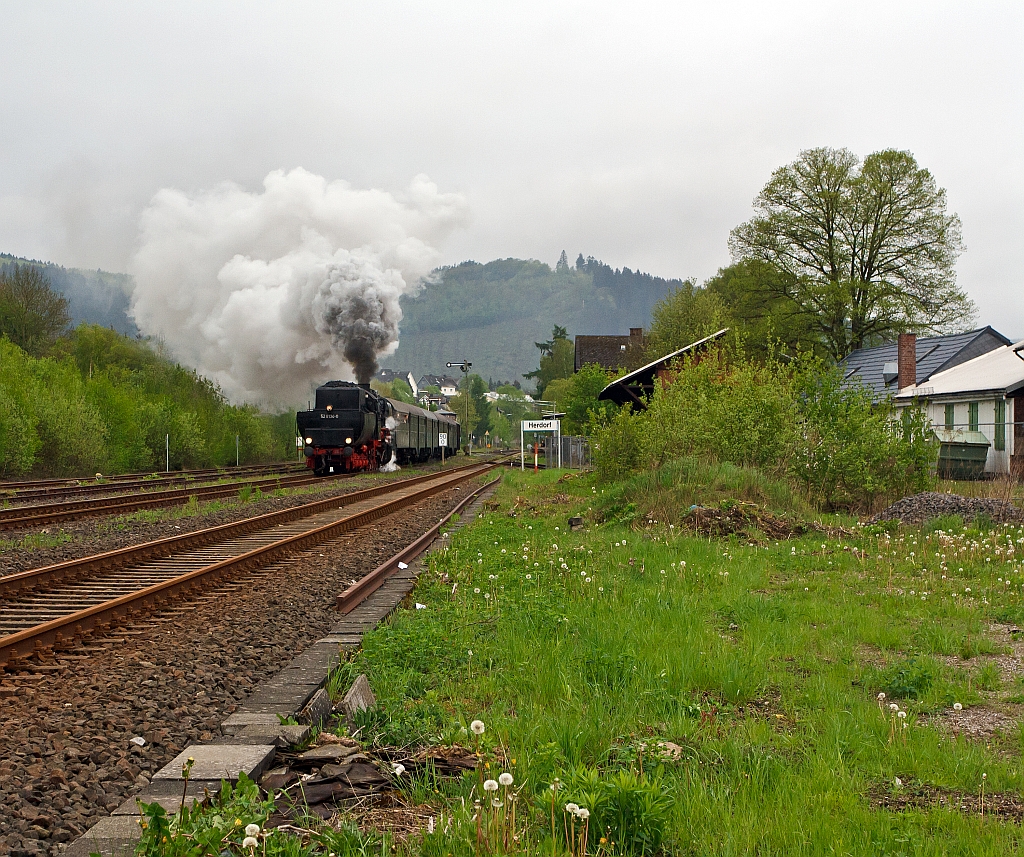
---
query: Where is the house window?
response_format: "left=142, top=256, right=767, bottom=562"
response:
left=944, top=403, right=954, bottom=430
left=995, top=400, right=1006, bottom=451
left=969, top=402, right=979, bottom=432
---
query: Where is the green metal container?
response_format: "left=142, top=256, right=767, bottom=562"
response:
left=932, top=429, right=991, bottom=480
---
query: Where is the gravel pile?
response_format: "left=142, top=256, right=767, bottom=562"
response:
left=0, top=485, right=473, bottom=857
left=868, top=492, right=1024, bottom=526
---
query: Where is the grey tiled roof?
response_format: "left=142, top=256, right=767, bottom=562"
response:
left=840, top=327, right=1011, bottom=400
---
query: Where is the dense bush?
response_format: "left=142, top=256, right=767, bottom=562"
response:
left=593, top=349, right=934, bottom=510
left=0, top=326, right=296, bottom=477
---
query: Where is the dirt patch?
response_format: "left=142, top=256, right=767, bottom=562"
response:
left=932, top=705, right=1022, bottom=739
left=348, top=800, right=438, bottom=841
left=867, top=780, right=1024, bottom=821
left=504, top=492, right=576, bottom=518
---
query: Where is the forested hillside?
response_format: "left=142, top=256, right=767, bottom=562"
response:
left=384, top=254, right=684, bottom=383
left=0, top=253, right=137, bottom=335
left=0, top=324, right=296, bottom=478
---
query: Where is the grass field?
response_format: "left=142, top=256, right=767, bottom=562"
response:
left=334, top=467, right=1024, bottom=856
left=141, top=464, right=1024, bottom=856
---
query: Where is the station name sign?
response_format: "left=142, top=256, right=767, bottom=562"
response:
left=522, top=419, right=559, bottom=431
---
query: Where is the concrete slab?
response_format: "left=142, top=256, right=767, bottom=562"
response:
left=272, top=666, right=328, bottom=687
left=218, top=723, right=310, bottom=747
left=231, top=700, right=305, bottom=716
left=284, top=647, right=342, bottom=672
left=243, top=684, right=318, bottom=706
left=341, top=674, right=375, bottom=726
left=318, top=635, right=364, bottom=646
left=299, top=687, right=334, bottom=726
left=63, top=815, right=141, bottom=857
left=152, top=743, right=276, bottom=782
left=221, top=712, right=286, bottom=734
left=244, top=722, right=311, bottom=743
left=112, top=778, right=217, bottom=816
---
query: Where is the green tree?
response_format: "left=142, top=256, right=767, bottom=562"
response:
left=0, top=265, right=71, bottom=355
left=562, top=364, right=618, bottom=433
left=524, top=325, right=573, bottom=397
left=459, top=373, right=492, bottom=438
left=447, top=391, right=479, bottom=447
left=646, top=280, right=732, bottom=359
left=728, top=147, right=971, bottom=359
left=703, top=260, right=824, bottom=359
left=371, top=377, right=416, bottom=404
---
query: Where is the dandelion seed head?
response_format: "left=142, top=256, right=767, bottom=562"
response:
left=243, top=837, right=259, bottom=849
left=484, top=779, right=499, bottom=791
left=499, top=772, right=514, bottom=786
left=471, top=719, right=485, bottom=735
left=245, top=824, right=261, bottom=837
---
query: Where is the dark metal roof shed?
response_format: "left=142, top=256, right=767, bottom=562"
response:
left=597, top=329, right=729, bottom=408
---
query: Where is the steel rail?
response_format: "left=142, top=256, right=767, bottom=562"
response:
left=0, top=460, right=493, bottom=599
left=0, top=462, right=499, bottom=668
left=0, top=463, right=306, bottom=503
left=337, top=475, right=500, bottom=613
left=0, top=471, right=347, bottom=531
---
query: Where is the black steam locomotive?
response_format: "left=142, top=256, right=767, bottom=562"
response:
left=296, top=381, right=461, bottom=475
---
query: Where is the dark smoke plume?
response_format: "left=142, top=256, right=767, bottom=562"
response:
left=314, top=260, right=403, bottom=384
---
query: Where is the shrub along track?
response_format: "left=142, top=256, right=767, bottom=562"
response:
left=0, top=476, right=493, bottom=857
left=0, top=460, right=499, bottom=670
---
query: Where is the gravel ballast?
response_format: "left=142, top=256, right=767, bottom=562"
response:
left=0, top=483, right=478, bottom=857
left=0, top=465, right=455, bottom=577
left=868, top=491, right=1024, bottom=526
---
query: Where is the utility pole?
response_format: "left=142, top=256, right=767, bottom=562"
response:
left=446, top=360, right=472, bottom=455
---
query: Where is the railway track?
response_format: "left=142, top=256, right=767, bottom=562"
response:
left=0, top=469, right=349, bottom=531
left=0, top=462, right=304, bottom=503
left=0, top=459, right=499, bottom=669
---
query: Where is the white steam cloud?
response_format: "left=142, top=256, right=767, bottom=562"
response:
left=129, top=168, right=467, bottom=407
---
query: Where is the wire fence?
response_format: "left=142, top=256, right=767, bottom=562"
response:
left=541, top=435, right=591, bottom=469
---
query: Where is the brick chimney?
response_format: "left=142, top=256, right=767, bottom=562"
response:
left=629, top=327, right=644, bottom=347
left=897, top=333, right=916, bottom=391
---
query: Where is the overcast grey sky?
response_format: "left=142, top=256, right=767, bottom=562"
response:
left=1, top=1, right=1021, bottom=337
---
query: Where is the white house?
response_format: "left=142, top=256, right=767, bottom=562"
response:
left=895, top=338, right=1024, bottom=477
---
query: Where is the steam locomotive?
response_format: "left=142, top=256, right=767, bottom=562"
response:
left=296, top=381, right=461, bottom=475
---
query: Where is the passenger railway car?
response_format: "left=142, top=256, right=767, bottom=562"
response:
left=296, top=381, right=460, bottom=474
